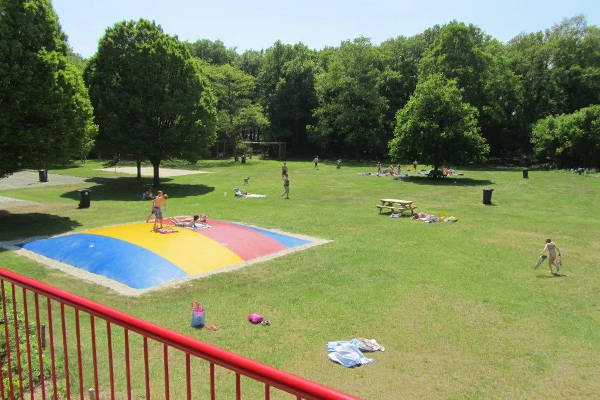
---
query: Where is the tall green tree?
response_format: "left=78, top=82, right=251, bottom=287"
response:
left=378, top=27, right=440, bottom=134
left=545, top=16, right=600, bottom=114
left=309, top=38, right=388, bottom=158
left=0, top=0, right=97, bottom=177
left=420, top=21, right=523, bottom=157
left=258, top=41, right=318, bottom=155
left=389, top=74, right=489, bottom=170
left=84, top=19, right=216, bottom=186
left=200, top=62, right=267, bottom=158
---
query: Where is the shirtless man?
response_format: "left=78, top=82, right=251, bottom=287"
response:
left=147, top=190, right=167, bottom=230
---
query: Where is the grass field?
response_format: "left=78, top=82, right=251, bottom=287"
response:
left=1, top=159, right=599, bottom=399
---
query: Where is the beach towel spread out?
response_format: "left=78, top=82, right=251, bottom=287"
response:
left=326, top=338, right=385, bottom=367
left=233, top=188, right=266, bottom=198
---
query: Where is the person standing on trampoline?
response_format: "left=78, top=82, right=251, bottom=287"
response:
left=147, top=190, right=168, bottom=230
left=540, top=238, right=561, bottom=275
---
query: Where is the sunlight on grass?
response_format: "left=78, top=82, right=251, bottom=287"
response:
left=1, top=159, right=599, bottom=399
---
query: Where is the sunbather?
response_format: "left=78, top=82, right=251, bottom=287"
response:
left=170, top=214, right=207, bottom=227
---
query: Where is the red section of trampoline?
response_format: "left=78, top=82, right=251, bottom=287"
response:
left=169, top=219, right=287, bottom=261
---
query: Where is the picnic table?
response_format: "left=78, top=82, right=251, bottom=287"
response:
left=376, top=198, right=417, bottom=215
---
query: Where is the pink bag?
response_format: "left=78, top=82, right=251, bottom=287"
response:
left=247, top=314, right=263, bottom=324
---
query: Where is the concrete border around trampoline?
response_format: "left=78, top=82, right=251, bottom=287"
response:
left=0, top=223, right=331, bottom=297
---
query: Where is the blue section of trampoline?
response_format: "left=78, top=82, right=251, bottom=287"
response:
left=22, top=233, right=187, bottom=289
left=240, top=225, right=310, bottom=248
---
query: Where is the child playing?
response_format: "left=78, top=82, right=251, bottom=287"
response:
left=540, top=238, right=562, bottom=275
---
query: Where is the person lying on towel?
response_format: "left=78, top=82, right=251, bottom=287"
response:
left=169, top=215, right=207, bottom=227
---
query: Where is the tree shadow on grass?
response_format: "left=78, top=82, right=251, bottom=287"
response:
left=59, top=176, right=215, bottom=202
left=400, top=176, right=493, bottom=186
left=0, top=211, right=82, bottom=242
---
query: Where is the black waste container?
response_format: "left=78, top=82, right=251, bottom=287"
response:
left=522, top=168, right=529, bottom=179
left=38, top=169, right=48, bottom=182
left=241, top=154, right=246, bottom=164
left=482, top=188, right=494, bottom=205
left=78, top=189, right=91, bottom=208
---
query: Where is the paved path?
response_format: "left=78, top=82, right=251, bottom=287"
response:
left=0, top=171, right=89, bottom=209
left=0, top=170, right=88, bottom=190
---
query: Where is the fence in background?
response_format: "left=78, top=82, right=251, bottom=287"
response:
left=0, top=268, right=360, bottom=400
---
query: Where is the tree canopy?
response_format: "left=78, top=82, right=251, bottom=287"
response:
left=200, top=61, right=267, bottom=156
left=531, top=104, right=600, bottom=168
left=309, top=38, right=388, bottom=158
left=84, top=19, right=217, bottom=186
left=389, top=74, right=489, bottom=170
left=6, top=10, right=599, bottom=167
left=0, top=0, right=97, bottom=178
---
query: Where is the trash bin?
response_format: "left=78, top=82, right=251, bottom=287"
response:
left=78, top=189, right=91, bottom=208
left=522, top=168, right=528, bottom=179
left=482, top=188, right=494, bottom=205
left=38, top=169, right=48, bottom=182
left=241, top=154, right=246, bottom=164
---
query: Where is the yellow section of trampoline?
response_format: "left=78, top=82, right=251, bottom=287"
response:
left=86, top=222, right=243, bottom=275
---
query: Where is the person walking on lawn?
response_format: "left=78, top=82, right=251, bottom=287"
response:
left=540, top=238, right=562, bottom=275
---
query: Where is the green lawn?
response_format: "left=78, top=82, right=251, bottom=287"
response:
left=1, top=159, right=599, bottom=399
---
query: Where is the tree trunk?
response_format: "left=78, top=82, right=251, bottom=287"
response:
left=152, top=161, right=160, bottom=188
left=136, top=160, right=142, bottom=180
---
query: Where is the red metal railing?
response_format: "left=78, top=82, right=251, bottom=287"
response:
left=0, top=268, right=361, bottom=400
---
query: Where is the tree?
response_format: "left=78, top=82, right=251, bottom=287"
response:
left=200, top=62, right=267, bottom=158
left=0, top=0, right=97, bottom=178
left=531, top=105, right=600, bottom=168
left=232, top=104, right=270, bottom=143
left=378, top=27, right=440, bottom=134
left=186, top=39, right=238, bottom=65
left=84, top=19, right=217, bottom=187
left=507, top=16, right=600, bottom=157
left=389, top=74, right=489, bottom=170
left=419, top=21, right=525, bottom=157
left=238, top=49, right=263, bottom=77
left=309, top=38, right=388, bottom=158
left=258, top=41, right=318, bottom=155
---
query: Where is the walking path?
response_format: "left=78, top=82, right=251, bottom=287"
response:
left=0, top=170, right=88, bottom=190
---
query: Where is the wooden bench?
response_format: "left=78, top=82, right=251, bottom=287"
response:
left=376, top=199, right=417, bottom=215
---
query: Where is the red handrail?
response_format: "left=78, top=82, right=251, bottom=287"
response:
left=0, top=268, right=361, bottom=400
